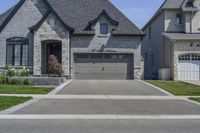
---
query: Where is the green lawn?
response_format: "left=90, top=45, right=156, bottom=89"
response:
left=146, top=80, right=200, bottom=96
left=0, top=85, right=54, bottom=94
left=0, top=96, right=32, bottom=111
left=189, top=98, right=200, bottom=102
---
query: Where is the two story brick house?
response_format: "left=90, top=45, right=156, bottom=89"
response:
left=0, top=0, right=144, bottom=79
left=142, top=0, right=200, bottom=80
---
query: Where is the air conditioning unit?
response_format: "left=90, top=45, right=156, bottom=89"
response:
left=158, top=68, right=170, bottom=80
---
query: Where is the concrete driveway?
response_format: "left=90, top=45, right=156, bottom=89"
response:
left=9, top=80, right=200, bottom=115
left=13, top=99, right=200, bottom=115
left=1, top=80, right=200, bottom=133
left=56, top=80, right=166, bottom=95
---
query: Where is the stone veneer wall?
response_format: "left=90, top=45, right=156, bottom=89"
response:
left=33, top=13, right=70, bottom=76
left=172, top=40, right=200, bottom=80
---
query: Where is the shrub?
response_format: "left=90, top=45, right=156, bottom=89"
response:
left=6, top=65, right=17, bottom=77
left=1, top=77, right=9, bottom=84
left=23, top=79, right=30, bottom=85
left=0, top=78, right=3, bottom=84
left=20, top=67, right=29, bottom=77
left=48, top=55, right=63, bottom=76
left=10, top=78, right=21, bottom=85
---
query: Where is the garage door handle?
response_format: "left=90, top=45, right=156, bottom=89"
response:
left=102, top=67, right=104, bottom=71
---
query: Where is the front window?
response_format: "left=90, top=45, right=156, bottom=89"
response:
left=186, top=1, right=194, bottom=7
left=148, top=27, right=152, bottom=39
left=6, top=37, right=29, bottom=66
left=176, top=14, right=182, bottom=25
left=100, top=23, right=108, bottom=34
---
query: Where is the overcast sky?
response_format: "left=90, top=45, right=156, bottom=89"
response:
left=0, top=0, right=165, bottom=28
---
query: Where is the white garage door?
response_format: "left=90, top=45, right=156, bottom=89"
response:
left=178, top=54, right=200, bottom=80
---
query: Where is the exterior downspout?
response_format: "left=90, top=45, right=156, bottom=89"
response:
left=190, top=12, right=193, bottom=33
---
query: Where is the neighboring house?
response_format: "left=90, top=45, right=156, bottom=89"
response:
left=0, top=0, right=144, bottom=80
left=142, top=0, right=200, bottom=81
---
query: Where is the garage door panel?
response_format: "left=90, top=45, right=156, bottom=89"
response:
left=74, top=73, right=90, bottom=79
left=74, top=53, right=133, bottom=79
left=89, top=73, right=103, bottom=79
left=178, top=54, right=200, bottom=80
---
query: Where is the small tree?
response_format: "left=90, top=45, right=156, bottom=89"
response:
left=48, top=55, right=63, bottom=76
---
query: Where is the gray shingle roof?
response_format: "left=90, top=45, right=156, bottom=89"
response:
left=0, top=0, right=144, bottom=36
left=162, top=0, right=185, bottom=9
left=46, top=0, right=144, bottom=35
left=162, top=32, right=200, bottom=40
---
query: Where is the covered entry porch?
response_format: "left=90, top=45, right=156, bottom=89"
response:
left=41, top=40, right=62, bottom=75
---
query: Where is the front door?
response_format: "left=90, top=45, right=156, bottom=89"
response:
left=47, top=44, right=62, bottom=63
left=41, top=42, right=62, bottom=74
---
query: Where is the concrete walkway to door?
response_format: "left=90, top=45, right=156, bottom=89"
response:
left=56, top=80, right=167, bottom=96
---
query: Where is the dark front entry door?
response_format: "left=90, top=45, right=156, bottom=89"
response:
left=47, top=44, right=62, bottom=63
left=46, top=43, right=62, bottom=74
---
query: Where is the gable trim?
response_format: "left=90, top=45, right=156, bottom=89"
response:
left=43, top=0, right=74, bottom=32
left=0, top=0, right=26, bottom=33
left=29, top=10, right=51, bottom=31
left=89, top=9, right=119, bottom=26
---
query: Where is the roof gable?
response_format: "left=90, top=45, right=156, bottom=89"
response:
left=29, top=10, right=74, bottom=32
left=46, top=0, right=144, bottom=35
left=0, top=0, right=25, bottom=33
left=142, top=0, right=185, bottom=31
left=89, top=9, right=119, bottom=26
left=0, top=0, right=144, bottom=36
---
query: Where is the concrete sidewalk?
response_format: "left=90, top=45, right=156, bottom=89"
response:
left=183, top=81, right=200, bottom=86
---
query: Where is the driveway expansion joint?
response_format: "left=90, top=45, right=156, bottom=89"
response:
left=0, top=115, right=200, bottom=120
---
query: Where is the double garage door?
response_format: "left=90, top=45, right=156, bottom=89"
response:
left=74, top=53, right=134, bottom=79
left=178, top=54, right=200, bottom=80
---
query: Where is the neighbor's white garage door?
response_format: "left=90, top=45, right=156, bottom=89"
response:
left=178, top=54, right=200, bottom=80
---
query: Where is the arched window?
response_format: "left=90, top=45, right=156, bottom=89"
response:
left=6, top=37, right=29, bottom=66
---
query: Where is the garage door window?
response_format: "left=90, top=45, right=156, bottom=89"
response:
left=179, top=54, right=190, bottom=61
left=179, top=54, right=200, bottom=61
left=192, top=55, right=200, bottom=60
